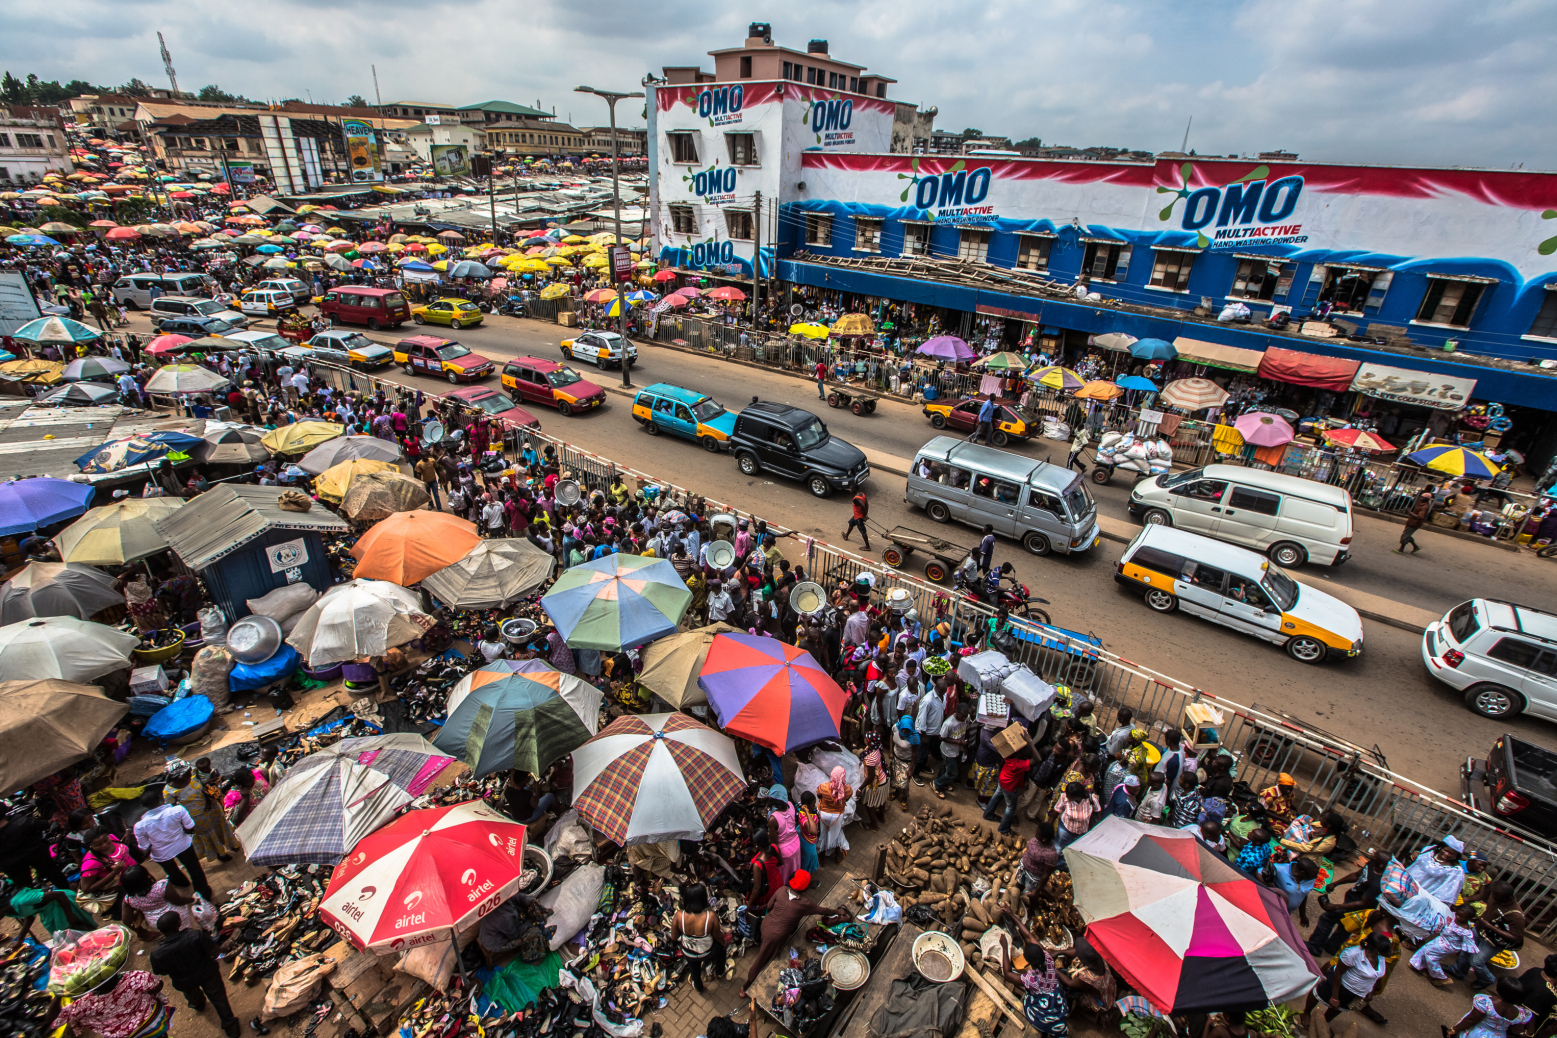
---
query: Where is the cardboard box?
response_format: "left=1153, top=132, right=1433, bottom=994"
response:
left=557, top=311, right=577, bottom=327
left=992, top=721, right=1028, bottom=758
left=130, top=665, right=169, bottom=694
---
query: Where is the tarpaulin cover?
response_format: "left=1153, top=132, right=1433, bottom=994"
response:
left=143, top=694, right=214, bottom=741
left=1256, top=347, right=1361, bottom=391
left=229, top=644, right=302, bottom=691
left=1173, top=338, right=1265, bottom=374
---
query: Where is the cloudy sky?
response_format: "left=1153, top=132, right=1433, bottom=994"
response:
left=7, top=0, right=1556, bottom=168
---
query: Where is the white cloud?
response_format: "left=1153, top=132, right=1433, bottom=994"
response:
left=5, top=0, right=1555, bottom=167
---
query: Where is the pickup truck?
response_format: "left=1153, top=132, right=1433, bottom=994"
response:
left=1462, top=734, right=1557, bottom=841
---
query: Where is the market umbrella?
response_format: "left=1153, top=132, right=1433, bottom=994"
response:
left=56, top=498, right=183, bottom=565
left=1233, top=411, right=1295, bottom=448
left=830, top=313, right=875, bottom=336
left=285, top=579, right=435, bottom=668
left=540, top=553, right=691, bottom=651
left=583, top=288, right=617, bottom=303
left=698, top=633, right=847, bottom=754
left=0, top=359, right=65, bottom=385
left=1322, top=428, right=1395, bottom=453
left=1030, top=365, right=1085, bottom=391
left=637, top=622, right=740, bottom=709
left=351, top=511, right=481, bottom=585
left=0, top=616, right=139, bottom=682
left=194, top=423, right=269, bottom=465
left=236, top=734, right=458, bottom=866
left=1130, top=338, right=1177, bottom=361
left=143, top=364, right=229, bottom=395
left=297, top=435, right=404, bottom=475
left=1115, top=375, right=1159, bottom=392
left=976, top=351, right=1029, bottom=372
left=571, top=712, right=746, bottom=846
left=651, top=270, right=679, bottom=282
left=433, top=662, right=601, bottom=778
left=316, top=459, right=398, bottom=503
left=319, top=801, right=528, bottom=952
left=61, top=356, right=130, bottom=381
left=707, top=286, right=745, bottom=301
left=420, top=538, right=555, bottom=608
left=0, top=562, right=123, bottom=624
left=1160, top=378, right=1230, bottom=412
left=539, top=284, right=569, bottom=300
left=917, top=336, right=975, bottom=361
left=10, top=316, right=102, bottom=346
left=449, top=260, right=492, bottom=278
left=260, top=421, right=345, bottom=456
left=0, top=680, right=130, bottom=792
left=788, top=322, right=829, bottom=339
left=0, top=477, right=95, bottom=535
left=75, top=431, right=203, bottom=474
left=1064, top=816, right=1319, bottom=1013
left=1405, top=444, right=1499, bottom=479
left=145, top=334, right=194, bottom=358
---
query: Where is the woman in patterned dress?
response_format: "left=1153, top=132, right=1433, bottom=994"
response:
left=162, top=763, right=236, bottom=863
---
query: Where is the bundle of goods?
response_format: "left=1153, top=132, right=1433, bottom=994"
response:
left=1094, top=431, right=1173, bottom=476
left=1039, top=416, right=1071, bottom=442
left=220, top=865, right=336, bottom=984
left=46, top=925, right=131, bottom=997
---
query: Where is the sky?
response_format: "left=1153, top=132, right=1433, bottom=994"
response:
left=7, top=0, right=1557, bottom=169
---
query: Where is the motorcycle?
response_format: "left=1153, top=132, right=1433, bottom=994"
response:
left=483, top=294, right=529, bottom=318
left=952, top=559, right=1051, bottom=625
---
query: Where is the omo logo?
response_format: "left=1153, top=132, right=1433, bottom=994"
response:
left=695, top=85, right=744, bottom=119
left=675, top=238, right=737, bottom=269
left=896, top=158, right=991, bottom=212
left=803, top=95, right=853, bottom=143
left=1158, top=163, right=1304, bottom=246
left=683, top=164, right=737, bottom=198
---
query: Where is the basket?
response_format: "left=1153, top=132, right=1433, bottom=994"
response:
left=822, top=946, right=871, bottom=991
left=132, top=628, right=186, bottom=666
left=912, top=930, right=965, bottom=983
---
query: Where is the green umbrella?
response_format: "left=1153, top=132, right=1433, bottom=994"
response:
left=430, top=661, right=602, bottom=777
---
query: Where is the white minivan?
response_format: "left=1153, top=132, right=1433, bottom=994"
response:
left=110, top=272, right=219, bottom=308
left=1127, top=464, right=1353, bottom=567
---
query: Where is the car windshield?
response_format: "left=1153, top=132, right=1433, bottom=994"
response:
left=546, top=366, right=583, bottom=388
left=338, top=333, right=374, bottom=348
left=193, top=301, right=226, bottom=315
left=692, top=397, right=725, bottom=422
left=237, top=334, right=287, bottom=352
left=467, top=391, right=517, bottom=415
left=204, top=319, right=236, bottom=333
left=435, top=344, right=471, bottom=359
left=1262, top=565, right=1299, bottom=611
left=1158, top=467, right=1202, bottom=489
left=794, top=416, right=828, bottom=450
left=1062, top=482, right=1094, bottom=519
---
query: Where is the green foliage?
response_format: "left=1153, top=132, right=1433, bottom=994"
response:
left=0, top=71, right=107, bottom=105
left=959, top=127, right=983, bottom=139
left=1246, top=1006, right=1303, bottom=1038
left=118, top=78, right=153, bottom=97
left=111, top=197, right=154, bottom=224
left=197, top=84, right=242, bottom=102
left=344, top=94, right=369, bottom=109
left=1011, top=137, right=1043, bottom=152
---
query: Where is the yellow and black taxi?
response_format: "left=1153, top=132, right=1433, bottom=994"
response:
left=499, top=356, right=606, bottom=416
left=1115, top=525, right=1363, bottom=664
left=922, top=396, right=1031, bottom=448
left=411, top=297, right=484, bottom=329
left=392, top=335, right=495, bottom=383
left=631, top=383, right=737, bottom=452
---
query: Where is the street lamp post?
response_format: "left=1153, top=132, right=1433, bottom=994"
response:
left=576, top=85, right=644, bottom=388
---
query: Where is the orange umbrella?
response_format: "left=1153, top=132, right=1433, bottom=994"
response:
left=351, top=511, right=482, bottom=585
left=1075, top=380, right=1124, bottom=400
left=583, top=289, right=618, bottom=303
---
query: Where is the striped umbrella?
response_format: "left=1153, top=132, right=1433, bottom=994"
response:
left=1160, top=378, right=1230, bottom=412
left=1405, top=444, right=1499, bottom=479
left=540, top=554, right=691, bottom=651
left=61, top=356, right=130, bottom=381
left=1030, top=365, right=1086, bottom=391
left=1322, top=428, right=1395, bottom=453
left=698, top=633, right=848, bottom=754
left=976, top=351, right=1028, bottom=372
left=432, top=662, right=601, bottom=778
left=571, top=712, right=746, bottom=846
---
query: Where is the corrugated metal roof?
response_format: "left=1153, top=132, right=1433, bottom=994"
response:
left=154, top=484, right=348, bottom=570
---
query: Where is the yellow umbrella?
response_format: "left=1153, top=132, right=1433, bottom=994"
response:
left=1075, top=380, right=1123, bottom=400
left=386, top=242, right=405, bottom=252
left=0, top=359, right=65, bottom=385
left=545, top=256, right=572, bottom=266
left=426, top=244, right=447, bottom=255
left=582, top=254, right=607, bottom=268
left=315, top=459, right=397, bottom=503
left=831, top=313, right=876, bottom=336
left=588, top=232, right=618, bottom=244
left=789, top=322, right=830, bottom=339
left=561, top=235, right=588, bottom=244
left=431, top=260, right=449, bottom=271
left=539, top=284, right=570, bottom=300
left=260, top=421, right=345, bottom=455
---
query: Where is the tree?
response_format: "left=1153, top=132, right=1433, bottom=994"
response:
left=63, top=80, right=100, bottom=98
left=1012, top=136, right=1044, bottom=154
left=344, top=94, right=369, bottom=109
left=960, top=127, right=984, bottom=139
left=197, top=84, right=238, bottom=102
left=1, top=72, right=25, bottom=104
left=118, top=78, right=153, bottom=96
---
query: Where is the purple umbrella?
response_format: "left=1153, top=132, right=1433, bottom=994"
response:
left=0, top=478, right=95, bottom=536
left=916, top=335, right=975, bottom=361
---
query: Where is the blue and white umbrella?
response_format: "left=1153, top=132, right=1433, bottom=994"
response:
left=75, top=431, right=203, bottom=473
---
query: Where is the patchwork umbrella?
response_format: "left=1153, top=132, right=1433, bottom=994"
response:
left=1090, top=332, right=1137, bottom=352
left=917, top=336, right=975, bottom=361
left=143, top=364, right=229, bottom=395
left=1160, top=378, right=1230, bottom=412
left=698, top=633, right=847, bottom=754
left=285, top=579, right=435, bottom=668
left=540, top=554, right=691, bottom=651
left=830, top=312, right=875, bottom=336
left=571, top=712, right=746, bottom=846
left=1233, top=411, right=1295, bottom=448
left=432, top=662, right=602, bottom=778
left=57, top=498, right=183, bottom=565
left=0, top=616, right=139, bottom=683
left=194, top=423, right=269, bottom=465
left=1406, top=444, right=1499, bottom=478
left=1323, top=428, right=1395, bottom=453
left=0, top=359, right=65, bottom=385
left=341, top=471, right=432, bottom=523
left=75, top=431, right=203, bottom=473
left=299, top=434, right=402, bottom=473
left=976, top=351, right=1029, bottom=372
left=1029, top=365, right=1085, bottom=391
left=637, top=622, right=741, bottom=708
left=0, top=680, right=129, bottom=792
left=1063, top=816, right=1320, bottom=1013
left=351, top=511, right=481, bottom=585
left=0, top=477, right=95, bottom=536
left=420, top=538, right=555, bottom=608
left=0, top=562, right=123, bottom=624
left=1129, top=337, right=1178, bottom=361
left=319, top=801, right=528, bottom=952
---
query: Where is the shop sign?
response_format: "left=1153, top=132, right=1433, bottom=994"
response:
left=610, top=244, right=633, bottom=282
left=692, top=85, right=745, bottom=126
left=267, top=537, right=309, bottom=574
left=1349, top=362, right=1476, bottom=410
left=665, top=238, right=738, bottom=270
left=1158, top=163, right=1307, bottom=249
left=898, top=159, right=996, bottom=226
left=803, top=96, right=855, bottom=147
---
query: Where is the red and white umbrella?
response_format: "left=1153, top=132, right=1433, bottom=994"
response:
left=319, top=801, right=526, bottom=952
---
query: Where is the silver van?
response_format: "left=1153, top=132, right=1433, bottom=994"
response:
left=110, top=272, right=218, bottom=308
left=906, top=435, right=1101, bottom=556
left=1127, top=463, right=1354, bottom=567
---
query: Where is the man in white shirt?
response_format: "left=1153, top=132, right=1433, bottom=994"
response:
left=912, top=682, right=945, bottom=784
left=480, top=496, right=505, bottom=538
left=131, top=791, right=212, bottom=900
left=116, top=371, right=139, bottom=406
left=288, top=371, right=310, bottom=401
left=275, top=362, right=294, bottom=388
left=706, top=580, right=735, bottom=623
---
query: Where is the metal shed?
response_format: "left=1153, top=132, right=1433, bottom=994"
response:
left=153, top=485, right=349, bottom=624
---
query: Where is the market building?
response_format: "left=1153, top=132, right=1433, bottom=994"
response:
left=0, top=105, right=71, bottom=185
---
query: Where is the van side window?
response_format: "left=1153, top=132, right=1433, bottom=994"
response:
left=675, top=405, right=693, bottom=422
left=654, top=397, right=674, bottom=414
left=1488, top=638, right=1542, bottom=671
left=1174, top=480, right=1229, bottom=502
left=943, top=466, right=971, bottom=490
left=1181, top=561, right=1227, bottom=591
left=1130, top=546, right=1184, bottom=574
left=1228, top=487, right=1280, bottom=515
left=1027, top=489, right=1063, bottom=515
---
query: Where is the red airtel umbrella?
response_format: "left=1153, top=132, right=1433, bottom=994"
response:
left=318, top=801, right=527, bottom=952
left=1322, top=428, right=1395, bottom=453
left=651, top=270, right=679, bottom=282
left=707, top=286, right=746, bottom=301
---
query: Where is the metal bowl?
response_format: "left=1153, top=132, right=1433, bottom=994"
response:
left=502, top=617, right=538, bottom=645
left=706, top=540, right=736, bottom=569
left=821, top=946, right=870, bottom=991
left=912, top=930, right=965, bottom=983
left=226, top=615, right=283, bottom=664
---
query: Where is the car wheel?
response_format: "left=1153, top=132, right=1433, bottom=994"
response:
left=446, top=371, right=459, bottom=384
left=992, top=430, right=1010, bottom=448
left=451, top=319, right=464, bottom=330
left=123, top=300, right=139, bottom=310
left=926, top=500, right=951, bottom=523
left=645, top=421, right=659, bottom=436
left=1023, top=531, right=1051, bottom=556
left=402, top=363, right=414, bottom=375
left=328, top=313, right=340, bottom=325
left=1464, top=683, right=1523, bottom=720
left=930, top=414, right=946, bottom=429
left=738, top=452, right=761, bottom=476
left=1285, top=636, right=1328, bottom=664
left=1142, top=508, right=1172, bottom=527
left=413, top=314, right=425, bottom=325
left=367, top=318, right=380, bottom=331
left=558, top=402, right=573, bottom=417
left=595, top=355, right=606, bottom=368
left=1091, top=466, right=1113, bottom=485
left=1270, top=542, right=1307, bottom=568
left=699, top=436, right=719, bottom=453
left=1145, top=589, right=1177, bottom=613
left=808, top=475, right=831, bottom=498
left=826, top=393, right=840, bottom=408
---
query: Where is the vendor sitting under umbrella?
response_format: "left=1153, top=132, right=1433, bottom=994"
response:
left=476, top=891, right=554, bottom=966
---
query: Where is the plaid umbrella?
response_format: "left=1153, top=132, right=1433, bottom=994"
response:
left=432, top=661, right=601, bottom=778
left=572, top=712, right=745, bottom=846
left=540, top=553, right=691, bottom=651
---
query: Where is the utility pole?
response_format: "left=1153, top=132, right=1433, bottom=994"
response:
left=751, top=190, right=760, bottom=332
left=371, top=65, right=383, bottom=108
left=158, top=32, right=179, bottom=98
left=1181, top=115, right=1193, bottom=154
left=576, top=85, right=645, bottom=388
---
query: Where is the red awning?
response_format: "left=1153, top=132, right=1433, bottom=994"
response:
left=1256, top=347, right=1361, bottom=392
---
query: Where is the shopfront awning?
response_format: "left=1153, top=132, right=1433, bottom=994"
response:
left=1256, top=346, right=1362, bottom=391
left=1172, top=337, right=1264, bottom=373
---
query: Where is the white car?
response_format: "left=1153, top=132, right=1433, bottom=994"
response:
left=303, top=330, right=395, bottom=370
left=1423, top=599, right=1557, bottom=720
left=560, top=330, right=638, bottom=370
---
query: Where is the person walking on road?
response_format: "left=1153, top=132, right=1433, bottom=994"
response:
left=1396, top=490, right=1432, bottom=554
left=970, top=392, right=997, bottom=445
left=1066, top=425, right=1091, bottom=473
left=814, top=358, right=828, bottom=399
left=842, top=488, right=871, bottom=550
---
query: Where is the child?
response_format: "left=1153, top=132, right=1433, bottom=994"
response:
left=797, top=791, right=821, bottom=874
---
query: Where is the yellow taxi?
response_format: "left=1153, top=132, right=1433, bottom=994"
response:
left=411, top=297, right=484, bottom=330
left=921, top=395, right=1031, bottom=448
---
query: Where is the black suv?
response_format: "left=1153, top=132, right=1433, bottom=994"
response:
left=153, top=313, right=242, bottom=337
left=730, top=401, right=869, bottom=497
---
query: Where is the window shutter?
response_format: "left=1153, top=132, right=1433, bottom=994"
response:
left=1113, top=246, right=1131, bottom=279
left=1362, top=270, right=1394, bottom=315
left=1300, top=265, right=1327, bottom=307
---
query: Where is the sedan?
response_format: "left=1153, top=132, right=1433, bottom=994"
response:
left=561, top=330, right=638, bottom=370
left=412, top=298, right=484, bottom=330
left=922, top=396, right=1032, bottom=448
left=444, top=385, right=541, bottom=431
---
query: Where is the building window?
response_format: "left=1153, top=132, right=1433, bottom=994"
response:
left=1081, top=241, right=1130, bottom=280
left=725, top=208, right=754, bottom=240
left=1016, top=235, right=1052, bottom=271
left=1416, top=277, right=1487, bottom=327
left=901, top=223, right=929, bottom=256
left=0, top=134, right=9, bottom=147
left=958, top=229, right=991, bottom=264
left=668, top=204, right=696, bottom=235
left=726, top=133, right=758, bottom=166
left=804, top=213, right=832, bottom=246
left=783, top=61, right=793, bottom=80
left=1149, top=250, right=1196, bottom=292
left=877, top=83, right=887, bottom=97
left=15, top=134, right=43, bottom=148
left=853, top=217, right=882, bottom=252
left=850, top=76, right=859, bottom=93
left=666, top=132, right=698, bottom=163
left=1230, top=258, right=1291, bottom=301
left=1527, top=288, right=1557, bottom=339
left=1316, top=266, right=1391, bottom=313
left=740, top=56, right=752, bottom=78
left=806, top=66, right=819, bottom=85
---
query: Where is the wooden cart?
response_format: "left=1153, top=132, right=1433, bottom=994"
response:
left=825, top=384, right=881, bottom=415
left=880, top=525, right=972, bottom=583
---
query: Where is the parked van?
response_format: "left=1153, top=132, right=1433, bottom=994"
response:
left=319, top=286, right=412, bottom=330
left=110, top=272, right=218, bottom=309
left=1127, top=464, right=1353, bottom=567
left=238, top=288, right=297, bottom=318
left=906, top=435, right=1100, bottom=556
left=1116, top=525, right=1363, bottom=664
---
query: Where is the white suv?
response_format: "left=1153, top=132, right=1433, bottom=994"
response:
left=1423, top=599, right=1557, bottom=720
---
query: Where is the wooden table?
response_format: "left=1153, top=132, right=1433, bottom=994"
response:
left=750, top=869, right=882, bottom=1030
left=825, top=922, right=924, bottom=1038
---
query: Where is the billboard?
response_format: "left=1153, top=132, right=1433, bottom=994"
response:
left=342, top=119, right=382, bottom=182
left=430, top=144, right=469, bottom=176
left=1350, top=362, right=1476, bottom=410
left=226, top=160, right=255, bottom=183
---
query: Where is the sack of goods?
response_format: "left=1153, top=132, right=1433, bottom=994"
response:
left=1040, top=417, right=1071, bottom=442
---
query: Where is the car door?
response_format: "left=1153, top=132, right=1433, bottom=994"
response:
left=411, top=344, right=432, bottom=373
left=1522, top=651, right=1557, bottom=721
left=1173, top=560, right=1228, bottom=621
left=969, top=475, right=1022, bottom=536
left=949, top=401, right=980, bottom=432
left=1217, top=576, right=1285, bottom=644
left=1018, top=487, right=1066, bottom=545
left=1168, top=478, right=1230, bottom=534
left=1220, top=485, right=1281, bottom=548
left=671, top=403, right=697, bottom=440
left=651, top=395, right=676, bottom=431
left=522, top=368, right=551, bottom=405
left=575, top=334, right=598, bottom=361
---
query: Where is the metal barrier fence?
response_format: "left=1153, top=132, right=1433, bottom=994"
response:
left=295, top=356, right=1557, bottom=937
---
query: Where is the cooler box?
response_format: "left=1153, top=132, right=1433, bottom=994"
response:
left=130, top=665, right=169, bottom=695
left=956, top=650, right=1016, bottom=694
left=1000, top=667, right=1057, bottom=721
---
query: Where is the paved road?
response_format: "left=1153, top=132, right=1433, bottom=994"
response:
left=132, top=309, right=1557, bottom=789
